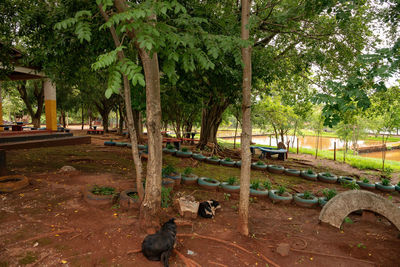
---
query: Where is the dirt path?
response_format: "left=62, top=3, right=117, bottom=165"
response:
left=0, top=132, right=399, bottom=266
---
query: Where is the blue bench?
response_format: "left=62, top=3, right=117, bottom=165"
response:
left=250, top=146, right=287, bottom=161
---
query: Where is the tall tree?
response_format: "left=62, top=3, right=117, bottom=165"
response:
left=238, top=0, right=252, bottom=236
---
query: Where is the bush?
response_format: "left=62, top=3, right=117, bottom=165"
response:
left=227, top=176, right=238, bottom=185
left=324, top=172, right=334, bottom=177
left=166, top=144, right=174, bottom=149
left=306, top=169, right=314, bottom=174
left=211, top=155, right=219, bottom=160
left=302, top=190, right=313, bottom=199
left=183, top=167, right=192, bottom=176
left=91, top=185, right=116, bottom=196
left=322, top=188, right=337, bottom=200
left=362, top=177, right=370, bottom=184
left=162, top=164, right=176, bottom=176
left=277, top=185, right=286, bottom=195
left=161, top=187, right=172, bottom=208
left=263, top=180, right=272, bottom=190
left=381, top=178, right=391, bottom=186
left=181, top=147, right=189, bottom=152
left=256, top=160, right=264, bottom=166
left=250, top=180, right=261, bottom=190
left=224, top=157, right=232, bottom=162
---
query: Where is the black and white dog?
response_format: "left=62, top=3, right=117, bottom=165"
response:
left=198, top=200, right=221, bottom=218
left=142, top=218, right=176, bottom=267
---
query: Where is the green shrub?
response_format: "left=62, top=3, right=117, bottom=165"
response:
left=324, top=172, right=334, bottom=177
left=277, top=185, right=286, bottom=195
left=250, top=180, right=261, bottom=190
left=382, top=167, right=393, bottom=179
left=302, top=190, right=313, bottom=199
left=161, top=187, right=172, bottom=208
left=306, top=169, right=314, bottom=174
left=256, top=160, right=264, bottom=165
left=397, top=181, right=400, bottom=187
left=227, top=176, right=238, bottom=185
left=322, top=188, right=337, bottom=200
left=381, top=178, right=391, bottom=186
left=211, top=155, right=219, bottom=160
left=91, top=185, right=116, bottom=196
left=162, top=164, right=176, bottom=176
left=362, top=177, right=370, bottom=184
left=183, top=167, right=192, bottom=176
left=166, top=144, right=174, bottom=149
left=181, top=147, right=189, bottom=152
left=341, top=181, right=360, bottom=190
left=263, top=180, right=272, bottom=190
left=224, top=157, right=232, bottom=162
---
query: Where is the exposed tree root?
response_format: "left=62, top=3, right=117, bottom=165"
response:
left=126, top=248, right=142, bottom=254
left=177, top=233, right=280, bottom=267
left=290, top=248, right=375, bottom=266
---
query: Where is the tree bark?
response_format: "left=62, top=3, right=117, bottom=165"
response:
left=98, top=4, right=144, bottom=205
left=233, top=117, right=239, bottom=149
left=81, top=104, right=84, bottom=130
left=238, top=0, right=252, bottom=237
left=16, top=81, right=44, bottom=128
left=114, top=0, right=163, bottom=232
left=198, top=98, right=229, bottom=149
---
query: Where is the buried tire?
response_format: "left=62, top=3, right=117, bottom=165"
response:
left=0, top=175, right=29, bottom=192
left=84, top=185, right=117, bottom=205
left=120, top=188, right=140, bottom=209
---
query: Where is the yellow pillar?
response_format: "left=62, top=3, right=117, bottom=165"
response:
left=0, top=82, right=3, bottom=131
left=44, top=79, right=57, bottom=131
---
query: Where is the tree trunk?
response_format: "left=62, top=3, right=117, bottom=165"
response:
left=233, top=117, right=239, bottom=149
left=98, top=4, right=145, bottom=207
left=61, top=110, right=66, bottom=128
left=17, top=81, right=44, bottom=128
left=238, top=0, right=252, bottom=237
left=315, top=131, right=319, bottom=159
left=197, top=97, right=230, bottom=149
left=118, top=103, right=124, bottom=134
left=81, top=105, right=84, bottom=130
left=101, top=111, right=109, bottom=132
left=132, top=109, right=142, bottom=142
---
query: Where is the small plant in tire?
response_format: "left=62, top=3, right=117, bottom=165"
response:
left=91, top=185, right=116, bottom=195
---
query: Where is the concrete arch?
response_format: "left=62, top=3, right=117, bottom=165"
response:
left=319, top=190, right=400, bottom=231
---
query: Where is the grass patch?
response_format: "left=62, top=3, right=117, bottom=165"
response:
left=18, top=251, right=38, bottom=265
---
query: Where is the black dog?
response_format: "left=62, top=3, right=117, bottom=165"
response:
left=198, top=200, right=221, bottom=218
left=142, top=218, right=177, bottom=267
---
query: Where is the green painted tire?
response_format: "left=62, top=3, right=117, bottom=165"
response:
left=300, top=171, right=318, bottom=181
left=163, top=148, right=177, bottom=155
left=268, top=165, right=285, bottom=174
left=268, top=190, right=293, bottom=204
left=356, top=181, right=375, bottom=190
left=181, top=174, right=199, bottom=185
left=176, top=150, right=193, bottom=158
left=192, top=153, right=206, bottom=161
left=236, top=161, right=241, bottom=167
left=163, top=172, right=181, bottom=185
left=338, top=176, right=355, bottom=184
left=220, top=160, right=236, bottom=167
left=138, top=144, right=147, bottom=150
left=205, top=157, right=221, bottom=165
left=395, top=185, right=400, bottom=192
left=375, top=182, right=395, bottom=192
left=115, top=142, right=128, bottom=147
left=284, top=169, right=300, bottom=177
left=198, top=177, right=220, bottom=190
left=221, top=182, right=240, bottom=193
left=293, top=193, right=318, bottom=208
left=104, top=141, right=116, bottom=146
left=318, top=197, right=328, bottom=207
left=318, top=173, right=338, bottom=183
left=250, top=188, right=268, bottom=197
left=251, top=163, right=267, bottom=170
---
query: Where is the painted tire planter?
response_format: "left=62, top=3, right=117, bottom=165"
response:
left=138, top=144, right=147, bottom=150
left=192, top=153, right=206, bottom=161
left=115, top=142, right=128, bottom=147
left=284, top=169, right=301, bottom=177
left=162, top=178, right=175, bottom=189
left=119, top=188, right=140, bottom=209
left=300, top=171, right=318, bottom=181
left=318, top=197, right=328, bottom=207
left=375, top=182, right=395, bottom=192
left=163, top=172, right=181, bottom=185
left=236, top=161, right=241, bottom=167
left=0, top=175, right=29, bottom=192
left=104, top=141, right=116, bottom=146
left=84, top=185, right=116, bottom=205
left=198, top=177, right=220, bottom=191
left=205, top=157, right=221, bottom=165
left=220, top=160, right=236, bottom=167
left=176, top=151, right=193, bottom=158
left=338, top=176, right=355, bottom=184
left=163, top=148, right=177, bottom=155
left=251, top=163, right=267, bottom=170
left=268, top=190, right=293, bottom=204
left=250, top=188, right=269, bottom=198
left=182, top=174, right=199, bottom=185
left=293, top=193, right=318, bottom=208
left=221, top=182, right=240, bottom=193
left=127, top=143, right=132, bottom=148
left=318, top=173, right=338, bottom=183
left=395, top=185, right=400, bottom=192
left=268, top=165, right=285, bottom=174
left=356, top=181, right=376, bottom=190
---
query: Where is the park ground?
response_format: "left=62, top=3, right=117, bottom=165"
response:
left=0, top=130, right=400, bottom=266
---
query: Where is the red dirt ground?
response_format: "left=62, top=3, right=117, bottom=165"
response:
left=1, top=132, right=400, bottom=266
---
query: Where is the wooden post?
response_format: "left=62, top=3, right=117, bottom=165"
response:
left=334, top=141, right=336, bottom=161
left=0, top=149, right=6, bottom=176
left=297, top=138, right=299, bottom=154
